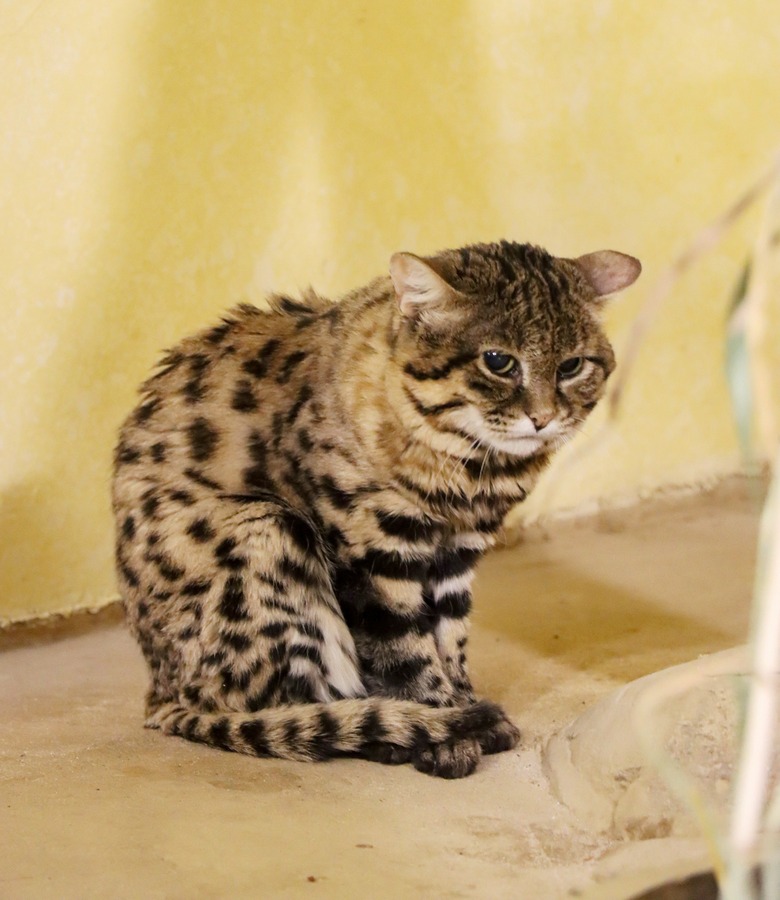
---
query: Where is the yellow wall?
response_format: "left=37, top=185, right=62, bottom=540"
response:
left=2, top=0, right=779, bottom=621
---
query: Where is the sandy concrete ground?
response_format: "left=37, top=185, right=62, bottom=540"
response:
left=0, top=480, right=762, bottom=899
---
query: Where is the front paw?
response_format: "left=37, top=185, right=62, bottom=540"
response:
left=478, top=713, right=521, bottom=756
left=412, top=737, right=482, bottom=779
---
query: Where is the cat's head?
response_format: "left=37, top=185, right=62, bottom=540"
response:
left=390, top=241, right=640, bottom=458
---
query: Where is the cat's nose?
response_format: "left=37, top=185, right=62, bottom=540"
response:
left=529, top=410, right=555, bottom=431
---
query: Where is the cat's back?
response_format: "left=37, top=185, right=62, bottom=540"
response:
left=113, top=294, right=340, bottom=499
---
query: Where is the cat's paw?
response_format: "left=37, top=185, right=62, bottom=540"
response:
left=412, top=738, right=482, bottom=779
left=478, top=714, right=521, bottom=756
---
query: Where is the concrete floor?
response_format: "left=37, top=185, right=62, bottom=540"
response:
left=0, top=480, right=762, bottom=899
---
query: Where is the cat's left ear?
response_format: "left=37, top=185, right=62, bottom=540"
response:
left=390, top=252, right=460, bottom=326
left=573, top=251, right=642, bottom=300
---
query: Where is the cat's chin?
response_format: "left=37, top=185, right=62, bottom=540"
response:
left=483, top=433, right=547, bottom=458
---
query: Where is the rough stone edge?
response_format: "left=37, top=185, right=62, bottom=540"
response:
left=0, top=599, right=124, bottom=650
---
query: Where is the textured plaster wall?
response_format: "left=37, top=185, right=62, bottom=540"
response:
left=2, top=0, right=779, bottom=621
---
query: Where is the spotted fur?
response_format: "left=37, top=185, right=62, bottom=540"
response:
left=112, top=241, right=640, bottom=778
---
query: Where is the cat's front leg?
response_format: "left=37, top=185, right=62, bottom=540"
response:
left=334, top=555, right=458, bottom=707
left=427, top=547, right=521, bottom=756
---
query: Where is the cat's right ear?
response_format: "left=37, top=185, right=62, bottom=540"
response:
left=390, top=253, right=455, bottom=323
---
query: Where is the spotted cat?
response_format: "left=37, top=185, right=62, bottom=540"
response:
left=112, top=241, right=640, bottom=778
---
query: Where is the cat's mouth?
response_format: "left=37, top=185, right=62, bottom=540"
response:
left=450, top=406, right=565, bottom=457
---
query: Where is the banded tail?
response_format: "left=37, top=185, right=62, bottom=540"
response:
left=146, top=698, right=506, bottom=777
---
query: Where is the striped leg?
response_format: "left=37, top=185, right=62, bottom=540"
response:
left=335, top=548, right=487, bottom=776
left=335, top=547, right=457, bottom=707
left=427, top=544, right=480, bottom=704
left=427, top=542, right=521, bottom=756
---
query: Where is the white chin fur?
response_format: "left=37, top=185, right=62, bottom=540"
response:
left=483, top=433, right=545, bottom=457
left=449, top=407, right=552, bottom=458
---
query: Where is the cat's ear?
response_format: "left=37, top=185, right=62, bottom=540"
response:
left=389, top=252, right=457, bottom=321
left=573, top=251, right=642, bottom=299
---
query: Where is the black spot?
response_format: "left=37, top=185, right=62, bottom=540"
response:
left=222, top=630, right=253, bottom=652
left=279, top=555, right=321, bottom=589
left=249, top=431, right=268, bottom=464
left=243, top=465, right=273, bottom=493
left=282, top=717, right=300, bottom=744
left=183, top=684, right=201, bottom=704
left=310, top=709, right=340, bottom=759
left=379, top=654, right=431, bottom=687
left=231, top=379, right=258, bottom=412
left=361, top=603, right=433, bottom=639
left=240, top=720, right=270, bottom=755
left=180, top=715, right=201, bottom=740
left=222, top=666, right=251, bottom=693
left=298, top=622, right=324, bottom=642
left=122, top=516, right=136, bottom=539
left=178, top=625, right=198, bottom=641
left=278, top=295, right=314, bottom=316
left=435, top=590, right=472, bottom=619
left=219, top=574, right=249, bottom=621
left=181, top=579, right=211, bottom=596
left=289, top=643, right=324, bottom=669
left=325, top=524, right=346, bottom=552
left=209, top=717, right=233, bottom=749
left=150, top=350, right=185, bottom=382
left=428, top=548, right=482, bottom=582
left=184, top=468, right=222, bottom=491
left=286, top=383, right=313, bottom=425
left=186, top=518, right=215, bottom=542
left=214, top=536, right=245, bottom=570
left=395, top=474, right=471, bottom=511
left=135, top=397, right=161, bottom=423
left=203, top=650, right=227, bottom=668
left=269, top=641, right=287, bottom=665
left=320, top=475, right=353, bottom=509
left=354, top=548, right=428, bottom=582
left=141, top=492, right=160, bottom=519
left=475, top=517, right=503, bottom=534
left=403, top=352, right=475, bottom=381
left=116, top=444, right=141, bottom=465
left=260, top=621, right=289, bottom=639
left=206, top=322, right=233, bottom=345
left=187, top=417, right=219, bottom=462
left=271, top=411, right=285, bottom=448
left=297, top=429, right=313, bottom=452
left=360, top=706, right=387, bottom=743
left=242, top=339, right=280, bottom=380
left=150, top=553, right=184, bottom=582
left=246, top=664, right=288, bottom=711
left=169, top=488, right=196, bottom=506
left=281, top=512, right=320, bottom=555
left=256, top=571, right=286, bottom=593
left=332, top=565, right=372, bottom=623
left=276, top=350, right=307, bottom=384
left=402, top=386, right=467, bottom=418
left=183, top=354, right=210, bottom=404
left=150, top=441, right=167, bottom=463
left=374, top=509, right=439, bottom=543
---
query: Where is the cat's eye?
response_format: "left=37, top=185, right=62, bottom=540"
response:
left=557, top=357, right=584, bottom=380
left=482, top=350, right=518, bottom=377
